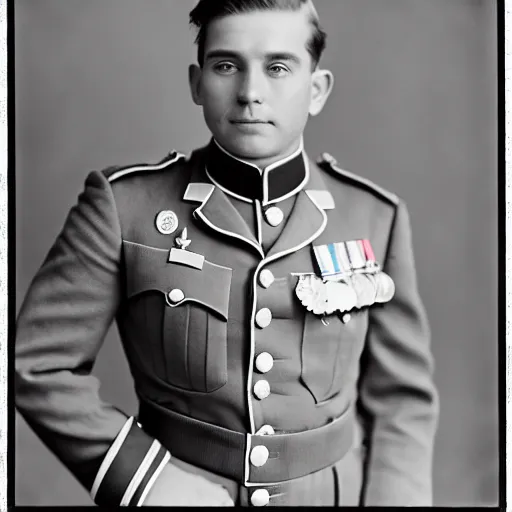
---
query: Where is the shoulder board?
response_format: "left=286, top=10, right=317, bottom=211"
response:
left=104, top=151, right=187, bottom=183
left=317, top=152, right=399, bottom=206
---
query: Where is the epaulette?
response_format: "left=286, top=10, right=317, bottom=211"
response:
left=317, top=152, right=399, bottom=206
left=104, top=150, right=187, bottom=183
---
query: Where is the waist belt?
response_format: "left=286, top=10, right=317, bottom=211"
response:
left=138, top=400, right=354, bottom=485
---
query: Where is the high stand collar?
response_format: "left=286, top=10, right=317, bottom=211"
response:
left=205, top=138, right=309, bottom=206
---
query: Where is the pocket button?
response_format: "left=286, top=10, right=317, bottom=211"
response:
left=256, top=425, right=275, bottom=436
left=168, top=288, right=185, bottom=304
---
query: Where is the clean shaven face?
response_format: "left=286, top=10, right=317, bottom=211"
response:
left=189, top=7, right=333, bottom=168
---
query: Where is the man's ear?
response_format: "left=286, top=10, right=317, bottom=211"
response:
left=309, top=69, right=334, bottom=116
left=188, top=64, right=203, bottom=106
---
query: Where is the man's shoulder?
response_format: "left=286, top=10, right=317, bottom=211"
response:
left=315, top=152, right=399, bottom=207
left=101, top=150, right=189, bottom=184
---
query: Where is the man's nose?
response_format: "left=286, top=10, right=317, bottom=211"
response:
left=237, top=68, right=265, bottom=105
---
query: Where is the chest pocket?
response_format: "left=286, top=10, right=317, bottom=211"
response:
left=301, top=306, right=369, bottom=404
left=123, top=241, right=232, bottom=393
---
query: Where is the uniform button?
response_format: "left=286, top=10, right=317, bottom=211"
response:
left=255, top=308, right=272, bottom=329
left=168, top=289, right=185, bottom=304
left=253, top=380, right=271, bottom=400
left=255, top=352, right=274, bottom=374
left=250, top=445, right=270, bottom=467
left=258, top=269, right=275, bottom=289
left=265, top=206, right=284, bottom=227
left=342, top=313, right=352, bottom=324
left=251, top=489, right=270, bottom=507
left=256, top=424, right=275, bottom=436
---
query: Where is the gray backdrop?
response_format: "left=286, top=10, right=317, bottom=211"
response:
left=14, top=0, right=498, bottom=506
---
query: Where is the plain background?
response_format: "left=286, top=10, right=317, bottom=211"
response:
left=14, top=0, right=498, bottom=506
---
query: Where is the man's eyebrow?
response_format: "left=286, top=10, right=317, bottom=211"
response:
left=204, top=50, right=242, bottom=61
left=204, top=50, right=302, bottom=64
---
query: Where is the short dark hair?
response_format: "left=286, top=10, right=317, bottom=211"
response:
left=189, top=0, right=327, bottom=70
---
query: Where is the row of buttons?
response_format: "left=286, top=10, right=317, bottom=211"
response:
left=250, top=267, right=276, bottom=508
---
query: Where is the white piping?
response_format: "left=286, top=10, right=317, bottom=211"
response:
left=108, top=152, right=186, bottom=182
left=195, top=186, right=265, bottom=258
left=137, top=451, right=171, bottom=506
left=120, top=440, right=161, bottom=506
left=243, top=192, right=328, bottom=485
left=90, top=417, right=134, bottom=501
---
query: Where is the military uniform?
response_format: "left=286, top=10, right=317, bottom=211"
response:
left=15, top=139, right=439, bottom=507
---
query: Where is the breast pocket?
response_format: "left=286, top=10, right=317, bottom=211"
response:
left=301, top=307, right=368, bottom=404
left=123, top=241, right=232, bottom=393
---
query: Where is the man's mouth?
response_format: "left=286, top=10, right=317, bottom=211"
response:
left=230, top=119, right=271, bottom=124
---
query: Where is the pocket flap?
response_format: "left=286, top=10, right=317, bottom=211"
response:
left=123, top=241, right=232, bottom=320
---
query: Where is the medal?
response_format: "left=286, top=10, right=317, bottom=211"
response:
left=295, top=274, right=329, bottom=315
left=296, top=274, right=358, bottom=316
left=331, top=280, right=358, bottom=312
left=374, top=271, right=395, bottom=303
left=304, top=238, right=393, bottom=318
left=350, top=273, right=375, bottom=309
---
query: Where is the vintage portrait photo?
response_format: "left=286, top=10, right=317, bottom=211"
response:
left=13, top=0, right=500, bottom=507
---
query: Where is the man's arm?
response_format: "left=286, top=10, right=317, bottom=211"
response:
left=357, top=200, right=440, bottom=506
left=15, top=170, right=174, bottom=505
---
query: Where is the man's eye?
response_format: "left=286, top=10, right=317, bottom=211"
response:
left=268, top=64, right=289, bottom=76
left=214, top=63, right=237, bottom=74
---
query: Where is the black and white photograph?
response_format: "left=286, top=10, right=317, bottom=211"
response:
left=13, top=0, right=500, bottom=507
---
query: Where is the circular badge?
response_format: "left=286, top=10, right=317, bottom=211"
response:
left=155, top=210, right=178, bottom=235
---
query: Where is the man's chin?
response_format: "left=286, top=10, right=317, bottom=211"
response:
left=217, top=134, right=278, bottom=162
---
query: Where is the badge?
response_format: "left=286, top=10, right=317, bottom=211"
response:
left=168, top=228, right=205, bottom=270
left=155, top=210, right=179, bottom=235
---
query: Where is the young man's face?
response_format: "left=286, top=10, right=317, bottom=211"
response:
left=189, top=8, right=332, bottom=166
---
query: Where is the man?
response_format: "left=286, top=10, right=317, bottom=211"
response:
left=15, top=0, right=439, bottom=507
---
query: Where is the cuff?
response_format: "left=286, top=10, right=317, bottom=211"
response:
left=90, top=417, right=171, bottom=506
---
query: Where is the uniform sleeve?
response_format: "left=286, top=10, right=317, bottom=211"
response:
left=15, top=171, right=171, bottom=506
left=357, top=200, right=440, bottom=506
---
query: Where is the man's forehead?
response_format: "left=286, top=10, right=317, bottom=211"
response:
left=205, top=8, right=312, bottom=55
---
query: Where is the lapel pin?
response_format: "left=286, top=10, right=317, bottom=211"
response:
left=168, top=227, right=205, bottom=270
left=156, top=210, right=179, bottom=235
left=175, top=227, right=192, bottom=250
